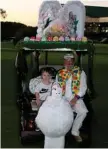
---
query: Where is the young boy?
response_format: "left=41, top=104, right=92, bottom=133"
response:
left=35, top=67, right=53, bottom=107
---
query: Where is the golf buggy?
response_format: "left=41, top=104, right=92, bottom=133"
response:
left=15, top=40, right=95, bottom=147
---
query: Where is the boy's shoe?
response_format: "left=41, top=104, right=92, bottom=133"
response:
left=73, top=135, right=82, bottom=142
left=36, top=127, right=40, bottom=131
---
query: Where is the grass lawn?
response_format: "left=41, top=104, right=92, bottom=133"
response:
left=1, top=42, right=108, bottom=148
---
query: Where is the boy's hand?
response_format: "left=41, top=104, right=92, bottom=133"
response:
left=70, top=97, right=77, bottom=106
left=36, top=99, right=41, bottom=107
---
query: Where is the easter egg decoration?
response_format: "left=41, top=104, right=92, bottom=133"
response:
left=76, top=37, right=82, bottom=41
left=30, top=36, right=36, bottom=41
left=53, top=36, right=59, bottom=41
left=41, top=36, right=47, bottom=41
left=70, top=37, right=75, bottom=41
left=24, top=37, right=30, bottom=42
left=36, top=36, right=41, bottom=41
left=82, top=36, right=88, bottom=42
left=65, top=36, right=70, bottom=41
left=47, top=36, right=53, bottom=41
left=59, top=36, right=64, bottom=41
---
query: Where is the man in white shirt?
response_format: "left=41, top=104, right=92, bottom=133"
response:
left=56, top=53, right=88, bottom=142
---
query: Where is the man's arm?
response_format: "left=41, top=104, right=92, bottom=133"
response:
left=76, top=70, right=87, bottom=98
left=70, top=70, right=87, bottom=106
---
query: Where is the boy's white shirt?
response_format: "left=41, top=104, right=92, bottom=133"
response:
left=29, top=76, right=54, bottom=95
left=56, top=70, right=87, bottom=101
left=35, top=82, right=52, bottom=101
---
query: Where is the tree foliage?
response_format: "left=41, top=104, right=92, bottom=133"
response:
left=0, top=8, right=7, bottom=19
left=1, top=21, right=37, bottom=44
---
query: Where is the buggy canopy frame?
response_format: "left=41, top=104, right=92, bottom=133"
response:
left=16, top=40, right=95, bottom=98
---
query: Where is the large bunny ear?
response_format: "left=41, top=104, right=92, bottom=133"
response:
left=61, top=1, right=86, bottom=38
left=52, top=81, right=61, bottom=88
left=37, top=1, right=62, bottom=37
left=39, top=1, right=61, bottom=20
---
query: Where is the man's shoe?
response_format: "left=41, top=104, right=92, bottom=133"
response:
left=81, top=133, right=88, bottom=140
left=73, top=135, right=82, bottom=142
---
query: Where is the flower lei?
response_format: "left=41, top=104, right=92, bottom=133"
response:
left=57, top=66, right=81, bottom=96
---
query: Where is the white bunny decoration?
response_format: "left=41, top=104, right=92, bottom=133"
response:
left=35, top=82, right=73, bottom=148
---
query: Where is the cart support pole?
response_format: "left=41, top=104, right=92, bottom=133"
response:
left=45, top=51, right=48, bottom=65
left=31, top=51, right=40, bottom=77
left=88, top=44, right=95, bottom=98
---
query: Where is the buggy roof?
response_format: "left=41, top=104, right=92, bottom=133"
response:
left=17, top=41, right=94, bottom=52
left=85, top=6, right=108, bottom=18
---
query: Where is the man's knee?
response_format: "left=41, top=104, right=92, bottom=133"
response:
left=76, top=100, right=88, bottom=115
left=77, top=108, right=88, bottom=116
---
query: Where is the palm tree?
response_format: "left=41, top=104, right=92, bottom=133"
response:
left=0, top=8, right=7, bottom=19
